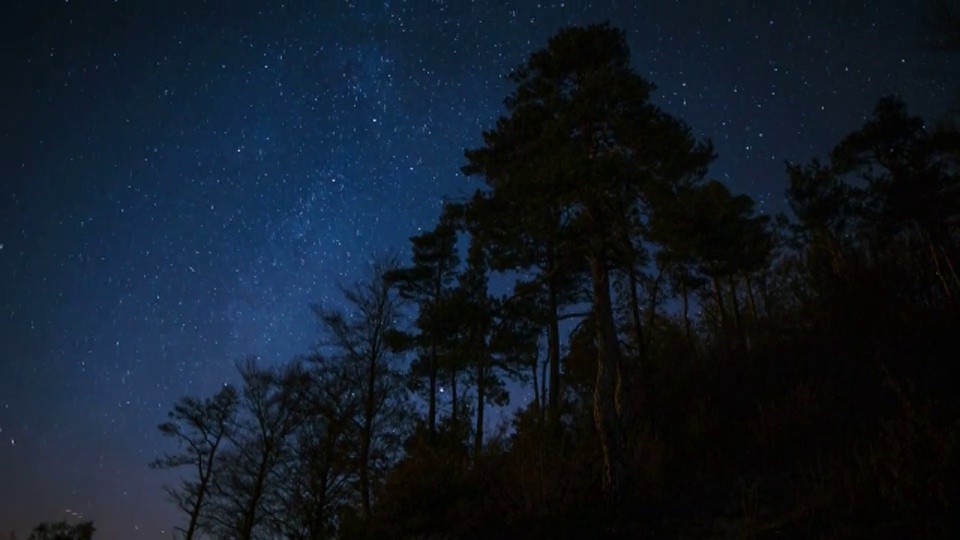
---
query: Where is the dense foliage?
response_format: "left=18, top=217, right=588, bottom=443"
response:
left=140, top=23, right=959, bottom=540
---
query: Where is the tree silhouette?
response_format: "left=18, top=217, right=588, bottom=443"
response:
left=831, top=96, right=960, bottom=304
left=140, top=22, right=960, bottom=540
left=462, top=167, right=585, bottom=430
left=150, top=385, right=239, bottom=540
left=463, top=22, right=713, bottom=499
left=677, top=181, right=771, bottom=354
left=312, top=257, right=409, bottom=518
left=26, top=522, right=94, bottom=540
left=785, top=96, right=960, bottom=316
left=275, top=353, right=359, bottom=538
left=204, top=359, right=310, bottom=540
left=385, top=211, right=461, bottom=437
left=447, top=235, right=513, bottom=458
left=473, top=274, right=550, bottom=430
left=647, top=182, right=711, bottom=344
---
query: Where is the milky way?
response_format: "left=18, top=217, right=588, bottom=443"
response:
left=1, top=1, right=955, bottom=537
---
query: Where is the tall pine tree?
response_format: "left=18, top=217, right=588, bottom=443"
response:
left=385, top=211, right=461, bottom=436
left=463, top=23, right=714, bottom=498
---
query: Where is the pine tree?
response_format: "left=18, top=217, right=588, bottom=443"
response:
left=385, top=213, right=461, bottom=437
left=462, top=22, right=714, bottom=499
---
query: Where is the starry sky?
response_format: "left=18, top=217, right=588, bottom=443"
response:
left=0, top=0, right=956, bottom=538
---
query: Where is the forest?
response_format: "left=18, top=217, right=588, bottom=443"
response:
left=23, top=21, right=960, bottom=540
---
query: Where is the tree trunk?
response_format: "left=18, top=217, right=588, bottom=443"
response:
left=451, top=371, right=458, bottom=428
left=644, top=272, right=659, bottom=357
left=540, top=359, right=548, bottom=427
left=587, top=253, right=625, bottom=501
left=359, top=354, right=377, bottom=518
left=184, top=494, right=201, bottom=540
left=531, top=355, right=541, bottom=426
left=314, top=434, right=337, bottom=537
left=313, top=451, right=330, bottom=538
left=907, top=235, right=936, bottom=309
left=681, top=279, right=692, bottom=343
left=359, top=432, right=372, bottom=518
left=547, top=266, right=561, bottom=429
left=185, top=437, right=223, bottom=540
left=728, top=277, right=747, bottom=354
left=475, top=357, right=485, bottom=459
left=428, top=345, right=437, bottom=436
left=928, top=233, right=955, bottom=306
left=627, top=267, right=644, bottom=358
left=828, top=236, right=844, bottom=281
left=744, top=273, right=759, bottom=322
left=938, top=243, right=960, bottom=296
left=240, top=454, right=270, bottom=540
left=758, top=272, right=772, bottom=319
left=429, top=265, right=443, bottom=437
left=184, top=487, right=204, bottom=540
left=712, top=276, right=731, bottom=358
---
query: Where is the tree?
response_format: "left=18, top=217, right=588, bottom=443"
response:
left=151, top=385, right=239, bottom=540
left=612, top=238, right=654, bottom=360
left=446, top=236, right=509, bottom=457
left=830, top=96, right=960, bottom=304
left=462, top=22, right=713, bottom=499
left=489, top=283, right=543, bottom=425
left=313, top=257, right=409, bottom=518
left=646, top=172, right=702, bottom=344
left=460, top=185, right=585, bottom=430
left=205, top=359, right=310, bottom=540
left=385, top=213, right=461, bottom=436
left=680, top=181, right=771, bottom=354
left=26, top=522, right=94, bottom=540
left=786, top=96, right=960, bottom=313
left=273, top=354, right=360, bottom=539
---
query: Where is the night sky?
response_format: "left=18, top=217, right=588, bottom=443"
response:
left=1, top=1, right=955, bottom=538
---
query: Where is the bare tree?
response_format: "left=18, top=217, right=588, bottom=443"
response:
left=204, top=359, right=310, bottom=540
left=266, top=353, right=361, bottom=539
left=313, top=256, right=410, bottom=519
left=151, top=385, right=239, bottom=540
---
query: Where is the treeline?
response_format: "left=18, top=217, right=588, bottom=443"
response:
left=12, top=521, right=95, bottom=540
left=150, top=23, right=960, bottom=539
